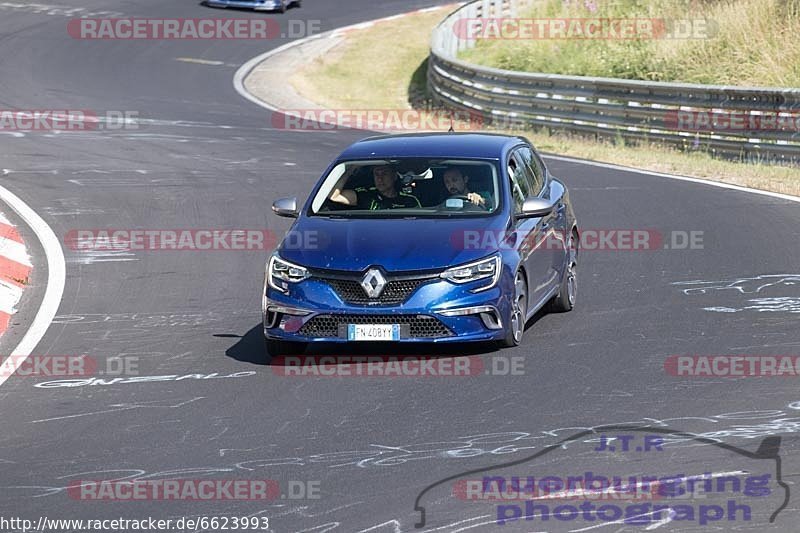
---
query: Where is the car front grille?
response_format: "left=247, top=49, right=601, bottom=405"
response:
left=298, top=314, right=453, bottom=339
left=323, top=278, right=428, bottom=305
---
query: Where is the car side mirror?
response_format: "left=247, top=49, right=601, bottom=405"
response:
left=272, top=197, right=299, bottom=218
left=519, top=197, right=556, bottom=218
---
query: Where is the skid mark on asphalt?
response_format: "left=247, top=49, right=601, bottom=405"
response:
left=703, top=298, right=800, bottom=314
left=175, top=57, right=239, bottom=67
left=43, top=205, right=106, bottom=216
left=29, top=397, right=205, bottom=423
left=673, top=274, right=800, bottom=314
left=66, top=249, right=138, bottom=264
left=3, top=169, right=58, bottom=176
left=674, top=274, right=800, bottom=295
left=52, top=311, right=248, bottom=326
left=2, top=404, right=797, bottom=532
left=219, top=407, right=800, bottom=472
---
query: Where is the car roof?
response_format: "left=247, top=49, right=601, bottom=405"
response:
left=336, top=133, right=527, bottom=160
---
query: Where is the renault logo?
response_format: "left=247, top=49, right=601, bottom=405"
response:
left=361, top=268, right=386, bottom=298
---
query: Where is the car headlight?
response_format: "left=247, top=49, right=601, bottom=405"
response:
left=440, top=254, right=501, bottom=292
left=267, top=253, right=310, bottom=293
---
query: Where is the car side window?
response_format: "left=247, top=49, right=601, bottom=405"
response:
left=507, top=154, right=527, bottom=213
left=515, top=146, right=544, bottom=195
left=530, top=151, right=547, bottom=195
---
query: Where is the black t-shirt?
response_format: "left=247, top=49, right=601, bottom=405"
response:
left=355, top=187, right=421, bottom=210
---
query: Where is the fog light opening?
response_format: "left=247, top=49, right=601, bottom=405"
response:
left=265, top=309, right=280, bottom=329
left=480, top=310, right=502, bottom=330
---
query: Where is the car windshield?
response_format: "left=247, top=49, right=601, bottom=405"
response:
left=309, top=158, right=500, bottom=218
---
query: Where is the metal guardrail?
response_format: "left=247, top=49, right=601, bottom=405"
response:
left=428, top=0, right=800, bottom=163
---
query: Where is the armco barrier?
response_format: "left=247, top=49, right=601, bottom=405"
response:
left=428, top=0, right=800, bottom=163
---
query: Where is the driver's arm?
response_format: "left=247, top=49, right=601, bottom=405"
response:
left=329, top=172, right=358, bottom=206
left=466, top=192, right=486, bottom=206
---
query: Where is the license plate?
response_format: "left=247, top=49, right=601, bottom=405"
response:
left=347, top=324, right=400, bottom=341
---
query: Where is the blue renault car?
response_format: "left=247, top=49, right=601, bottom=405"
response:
left=263, top=133, right=578, bottom=355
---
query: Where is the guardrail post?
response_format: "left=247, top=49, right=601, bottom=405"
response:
left=466, top=2, right=478, bottom=50
left=456, top=7, right=467, bottom=53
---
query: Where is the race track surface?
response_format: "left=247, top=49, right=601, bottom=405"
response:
left=0, top=1, right=799, bottom=532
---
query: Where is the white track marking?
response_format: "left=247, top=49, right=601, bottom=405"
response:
left=0, top=184, right=66, bottom=389
left=0, top=238, right=33, bottom=267
left=0, top=280, right=24, bottom=314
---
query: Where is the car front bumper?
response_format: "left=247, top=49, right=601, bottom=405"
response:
left=263, top=274, right=512, bottom=344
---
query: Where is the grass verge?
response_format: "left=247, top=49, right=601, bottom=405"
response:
left=288, top=5, right=800, bottom=196
left=461, top=0, right=800, bottom=87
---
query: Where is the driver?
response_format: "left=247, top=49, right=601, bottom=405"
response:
left=329, top=164, right=421, bottom=210
left=443, top=167, right=491, bottom=208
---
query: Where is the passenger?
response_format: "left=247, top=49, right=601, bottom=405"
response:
left=330, top=164, right=421, bottom=210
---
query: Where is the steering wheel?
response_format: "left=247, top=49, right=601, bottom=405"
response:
left=441, top=195, right=487, bottom=211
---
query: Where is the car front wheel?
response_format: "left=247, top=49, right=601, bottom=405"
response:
left=548, top=232, right=577, bottom=312
left=501, top=270, right=527, bottom=347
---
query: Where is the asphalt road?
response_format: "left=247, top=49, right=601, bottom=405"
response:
left=1, top=1, right=799, bottom=532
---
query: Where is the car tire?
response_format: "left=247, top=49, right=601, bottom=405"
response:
left=265, top=337, right=307, bottom=357
left=501, top=270, right=527, bottom=347
left=547, top=231, right=578, bottom=313
left=277, top=1, right=286, bottom=13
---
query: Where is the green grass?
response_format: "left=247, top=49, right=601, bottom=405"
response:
left=460, top=0, right=800, bottom=86
left=288, top=5, right=800, bottom=195
left=290, top=9, right=447, bottom=109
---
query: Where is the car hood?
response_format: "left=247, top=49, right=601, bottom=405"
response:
left=277, top=216, right=510, bottom=272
